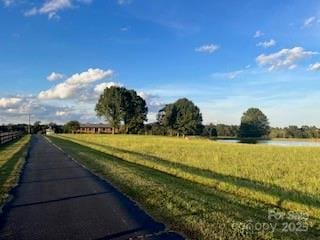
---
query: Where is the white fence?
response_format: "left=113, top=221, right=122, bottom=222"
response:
left=0, top=131, right=24, bottom=145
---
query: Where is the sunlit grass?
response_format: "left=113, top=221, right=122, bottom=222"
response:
left=50, top=134, right=320, bottom=240
left=0, top=135, right=30, bottom=205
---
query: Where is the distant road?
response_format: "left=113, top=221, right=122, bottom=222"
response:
left=0, top=135, right=184, bottom=240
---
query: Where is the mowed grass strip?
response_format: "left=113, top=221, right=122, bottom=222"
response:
left=49, top=134, right=320, bottom=240
left=0, top=135, right=30, bottom=205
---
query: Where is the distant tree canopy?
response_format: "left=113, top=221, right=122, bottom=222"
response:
left=202, top=123, right=218, bottom=137
left=239, top=108, right=270, bottom=138
left=33, top=121, right=42, bottom=133
left=158, top=98, right=203, bottom=136
left=0, top=124, right=29, bottom=133
left=64, top=121, right=80, bottom=133
left=215, top=124, right=239, bottom=137
left=270, top=126, right=320, bottom=138
left=95, top=86, right=148, bottom=134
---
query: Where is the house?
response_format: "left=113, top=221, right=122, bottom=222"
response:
left=79, top=123, right=118, bottom=134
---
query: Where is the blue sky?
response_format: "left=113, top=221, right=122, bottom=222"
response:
left=1, top=0, right=320, bottom=127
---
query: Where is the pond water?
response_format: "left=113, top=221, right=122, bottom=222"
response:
left=215, top=139, right=320, bottom=147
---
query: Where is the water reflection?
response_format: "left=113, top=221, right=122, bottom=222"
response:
left=215, top=139, right=320, bottom=147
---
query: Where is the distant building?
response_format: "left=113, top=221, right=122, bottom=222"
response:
left=79, top=123, right=118, bottom=134
left=46, top=128, right=55, bottom=135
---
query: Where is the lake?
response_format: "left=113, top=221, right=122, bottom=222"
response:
left=215, top=139, right=320, bottom=147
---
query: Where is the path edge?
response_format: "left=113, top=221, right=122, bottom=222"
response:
left=44, top=135, right=185, bottom=240
left=0, top=135, right=32, bottom=214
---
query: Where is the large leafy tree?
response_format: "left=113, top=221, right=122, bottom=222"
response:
left=95, top=86, right=147, bottom=134
left=95, top=86, right=123, bottom=134
left=64, top=120, right=80, bottom=133
left=239, top=108, right=270, bottom=138
left=33, top=121, right=42, bottom=134
left=158, top=98, right=203, bottom=136
left=121, top=89, right=148, bottom=134
left=157, top=103, right=177, bottom=135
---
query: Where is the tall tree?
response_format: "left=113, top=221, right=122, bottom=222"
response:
left=158, top=98, right=203, bottom=136
left=157, top=103, right=177, bottom=135
left=95, top=86, right=148, bottom=134
left=239, top=108, right=270, bottom=138
left=95, top=86, right=122, bottom=134
left=33, top=121, right=41, bottom=134
left=64, top=121, right=80, bottom=133
left=121, top=89, right=148, bottom=134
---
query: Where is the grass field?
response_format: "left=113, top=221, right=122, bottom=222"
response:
left=0, top=135, right=30, bottom=205
left=49, top=134, right=320, bottom=239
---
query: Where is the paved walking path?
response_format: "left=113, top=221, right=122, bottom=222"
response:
left=0, top=135, right=184, bottom=240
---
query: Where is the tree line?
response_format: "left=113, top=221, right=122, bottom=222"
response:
left=2, top=86, right=319, bottom=139
left=94, top=86, right=270, bottom=138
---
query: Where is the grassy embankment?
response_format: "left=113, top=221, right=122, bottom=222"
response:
left=0, top=135, right=30, bottom=205
left=49, top=134, right=320, bottom=240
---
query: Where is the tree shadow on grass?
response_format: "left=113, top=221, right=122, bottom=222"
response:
left=51, top=137, right=320, bottom=240
left=64, top=137, right=320, bottom=211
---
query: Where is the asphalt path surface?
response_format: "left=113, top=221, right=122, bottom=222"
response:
left=0, top=135, right=184, bottom=240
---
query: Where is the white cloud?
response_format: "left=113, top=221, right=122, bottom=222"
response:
left=56, top=111, right=68, bottom=116
left=47, top=72, right=64, bottom=81
left=0, top=95, right=89, bottom=124
left=0, top=97, right=22, bottom=108
left=138, top=91, right=165, bottom=114
left=303, top=16, right=317, bottom=27
left=39, top=68, right=113, bottom=100
left=24, top=7, right=38, bottom=16
left=24, top=0, right=92, bottom=19
left=257, top=39, right=276, bottom=48
left=256, top=47, right=318, bottom=71
left=2, top=0, right=15, bottom=6
left=253, top=30, right=264, bottom=38
left=308, top=62, right=320, bottom=71
left=195, top=44, right=219, bottom=54
left=94, top=82, right=121, bottom=94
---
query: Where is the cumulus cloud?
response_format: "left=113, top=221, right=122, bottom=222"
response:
left=257, top=39, right=276, bottom=48
left=0, top=95, right=91, bottom=124
left=55, top=110, right=68, bottom=116
left=0, top=97, right=22, bottom=108
left=47, top=72, right=64, bottom=81
left=138, top=91, right=165, bottom=113
left=195, top=44, right=219, bottom=54
left=308, top=62, right=320, bottom=71
left=253, top=30, right=264, bottom=38
left=94, top=82, right=121, bottom=94
left=24, top=0, right=72, bottom=19
left=39, top=68, right=113, bottom=100
left=256, top=47, right=318, bottom=71
left=24, top=0, right=92, bottom=19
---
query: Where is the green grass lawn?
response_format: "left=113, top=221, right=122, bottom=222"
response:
left=0, top=135, right=30, bottom=205
left=49, top=134, right=320, bottom=240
